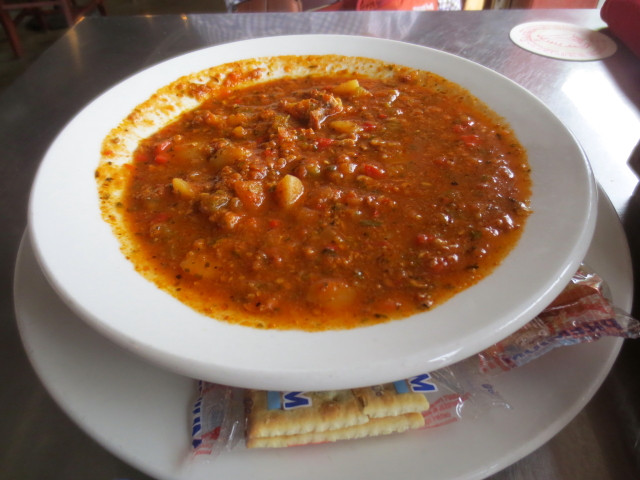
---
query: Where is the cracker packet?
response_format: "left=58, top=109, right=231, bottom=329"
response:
left=470, top=265, right=640, bottom=378
left=191, top=382, right=245, bottom=461
left=191, top=363, right=508, bottom=454
left=421, top=362, right=509, bottom=429
left=190, top=264, right=639, bottom=455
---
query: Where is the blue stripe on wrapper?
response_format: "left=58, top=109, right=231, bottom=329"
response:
left=393, top=380, right=410, bottom=393
left=267, top=391, right=281, bottom=410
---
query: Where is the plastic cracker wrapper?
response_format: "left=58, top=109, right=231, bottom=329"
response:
left=191, top=382, right=244, bottom=461
left=191, top=366, right=507, bottom=454
left=470, top=264, right=640, bottom=378
left=189, top=264, right=640, bottom=455
left=242, top=367, right=507, bottom=448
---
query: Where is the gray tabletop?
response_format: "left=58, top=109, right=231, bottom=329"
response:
left=1, top=9, right=639, bottom=480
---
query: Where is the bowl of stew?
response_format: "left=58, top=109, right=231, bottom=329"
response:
left=29, top=35, right=596, bottom=391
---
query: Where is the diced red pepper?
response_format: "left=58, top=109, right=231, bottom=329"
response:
left=428, top=257, right=447, bottom=272
left=461, top=135, right=480, bottom=147
left=363, top=164, right=386, bottom=179
left=134, top=153, right=150, bottom=163
left=154, top=140, right=172, bottom=155
left=378, top=113, right=388, bottom=119
left=316, top=138, right=335, bottom=149
left=431, top=262, right=446, bottom=272
left=362, top=122, right=377, bottom=132
left=433, top=157, right=452, bottom=167
left=452, top=124, right=468, bottom=134
left=151, top=213, right=170, bottom=223
left=269, top=219, right=282, bottom=229
left=154, top=153, right=170, bottom=165
left=416, top=234, right=434, bottom=245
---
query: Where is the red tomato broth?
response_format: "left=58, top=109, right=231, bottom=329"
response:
left=98, top=61, right=531, bottom=331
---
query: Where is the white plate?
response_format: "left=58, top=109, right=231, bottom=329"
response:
left=16, top=186, right=631, bottom=480
left=28, top=35, right=597, bottom=391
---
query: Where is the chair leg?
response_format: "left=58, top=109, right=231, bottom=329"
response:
left=97, top=0, right=107, bottom=16
left=35, top=9, right=48, bottom=31
left=58, top=0, right=75, bottom=26
left=0, top=8, right=23, bottom=57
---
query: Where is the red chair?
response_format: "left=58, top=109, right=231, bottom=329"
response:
left=0, top=0, right=106, bottom=58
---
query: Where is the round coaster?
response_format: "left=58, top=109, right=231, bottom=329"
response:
left=510, top=21, right=617, bottom=61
